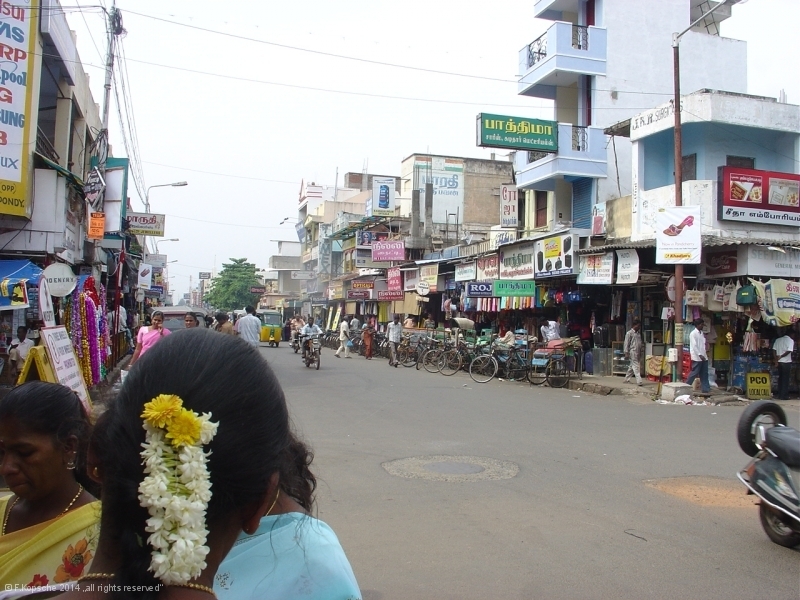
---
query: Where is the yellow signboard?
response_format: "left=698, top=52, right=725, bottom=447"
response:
left=0, top=1, right=39, bottom=217
left=746, top=372, right=772, bottom=400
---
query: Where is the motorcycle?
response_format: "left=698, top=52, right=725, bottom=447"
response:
left=736, top=400, right=800, bottom=548
left=301, top=335, right=321, bottom=370
left=291, top=331, right=301, bottom=354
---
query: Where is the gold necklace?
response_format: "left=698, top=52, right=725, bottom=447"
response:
left=78, top=574, right=216, bottom=598
left=2, top=484, right=83, bottom=536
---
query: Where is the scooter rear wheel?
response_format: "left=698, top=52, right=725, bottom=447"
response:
left=737, top=401, right=787, bottom=457
left=759, top=503, right=800, bottom=548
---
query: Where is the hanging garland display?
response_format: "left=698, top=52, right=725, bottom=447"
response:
left=63, top=276, right=110, bottom=388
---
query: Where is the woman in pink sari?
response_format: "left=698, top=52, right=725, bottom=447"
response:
left=128, top=311, right=170, bottom=368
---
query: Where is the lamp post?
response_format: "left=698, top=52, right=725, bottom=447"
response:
left=155, top=238, right=179, bottom=255
left=671, top=0, right=746, bottom=368
left=143, top=182, right=187, bottom=259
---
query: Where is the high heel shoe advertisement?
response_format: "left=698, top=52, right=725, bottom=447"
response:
left=655, top=206, right=702, bottom=265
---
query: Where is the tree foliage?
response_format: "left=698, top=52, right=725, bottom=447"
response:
left=203, top=258, right=261, bottom=312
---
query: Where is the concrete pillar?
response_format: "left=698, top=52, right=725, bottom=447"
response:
left=54, top=97, right=73, bottom=168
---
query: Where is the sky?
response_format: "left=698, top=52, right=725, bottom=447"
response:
left=59, top=0, right=800, bottom=301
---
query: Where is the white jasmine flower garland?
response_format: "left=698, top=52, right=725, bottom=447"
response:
left=138, top=395, right=218, bottom=585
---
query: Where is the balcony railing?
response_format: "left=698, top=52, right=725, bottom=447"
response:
left=36, top=127, right=59, bottom=162
left=572, top=25, right=588, bottom=50
left=572, top=125, right=588, bottom=151
left=528, top=150, right=551, bottom=163
left=526, top=33, right=547, bottom=68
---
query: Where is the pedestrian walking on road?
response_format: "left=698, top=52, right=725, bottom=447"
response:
left=334, top=315, right=351, bottom=358
left=387, top=314, right=403, bottom=367
left=237, top=305, right=262, bottom=347
left=773, top=328, right=795, bottom=400
left=362, top=319, right=375, bottom=359
left=623, top=318, right=643, bottom=386
left=686, top=318, right=711, bottom=393
left=215, top=312, right=235, bottom=335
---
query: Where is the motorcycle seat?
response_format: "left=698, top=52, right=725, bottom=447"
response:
left=766, top=426, right=800, bottom=468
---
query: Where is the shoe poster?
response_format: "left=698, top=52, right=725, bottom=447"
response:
left=655, top=206, right=702, bottom=264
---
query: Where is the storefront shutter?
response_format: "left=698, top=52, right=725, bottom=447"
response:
left=571, top=177, right=593, bottom=229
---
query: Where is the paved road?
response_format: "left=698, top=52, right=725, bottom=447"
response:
left=262, top=344, right=799, bottom=600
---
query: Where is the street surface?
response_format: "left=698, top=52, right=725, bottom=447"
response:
left=261, top=345, right=799, bottom=600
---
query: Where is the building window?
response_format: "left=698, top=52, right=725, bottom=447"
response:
left=682, top=154, right=697, bottom=181
left=726, top=155, right=755, bottom=169
left=535, top=191, right=548, bottom=229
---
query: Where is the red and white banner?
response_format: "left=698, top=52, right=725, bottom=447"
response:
left=718, top=166, right=800, bottom=226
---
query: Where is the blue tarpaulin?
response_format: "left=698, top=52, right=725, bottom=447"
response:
left=0, top=260, right=42, bottom=309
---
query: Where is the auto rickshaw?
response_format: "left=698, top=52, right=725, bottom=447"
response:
left=258, top=309, right=283, bottom=347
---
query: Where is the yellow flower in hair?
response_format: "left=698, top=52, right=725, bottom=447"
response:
left=165, top=408, right=202, bottom=447
left=142, top=395, right=184, bottom=429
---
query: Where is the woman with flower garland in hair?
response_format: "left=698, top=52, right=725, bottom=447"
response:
left=59, top=328, right=359, bottom=600
left=0, top=382, right=100, bottom=592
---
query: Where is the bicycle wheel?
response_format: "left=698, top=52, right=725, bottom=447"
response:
left=469, top=355, right=498, bottom=383
left=440, top=349, right=462, bottom=376
left=423, top=349, right=444, bottom=373
left=547, top=358, right=570, bottom=388
left=399, top=346, right=415, bottom=367
left=528, top=362, right=547, bottom=385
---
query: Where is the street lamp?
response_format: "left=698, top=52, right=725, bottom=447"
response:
left=143, top=182, right=187, bottom=259
left=671, top=0, right=747, bottom=366
left=279, top=217, right=299, bottom=225
left=155, top=238, right=179, bottom=254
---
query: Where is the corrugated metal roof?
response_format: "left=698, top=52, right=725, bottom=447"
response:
left=575, top=236, right=800, bottom=255
left=575, top=239, right=655, bottom=254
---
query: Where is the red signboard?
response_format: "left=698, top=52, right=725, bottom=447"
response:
left=387, top=267, right=402, bottom=291
left=346, top=290, right=372, bottom=300
left=704, top=250, right=738, bottom=276
left=377, top=290, right=404, bottom=301
left=250, top=286, right=267, bottom=294
left=372, top=240, right=406, bottom=261
left=718, top=166, right=800, bottom=226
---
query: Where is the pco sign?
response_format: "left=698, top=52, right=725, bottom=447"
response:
left=466, top=282, right=494, bottom=297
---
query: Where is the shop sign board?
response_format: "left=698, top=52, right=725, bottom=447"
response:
left=0, top=2, right=38, bottom=218
left=655, top=206, right=702, bottom=264
left=250, top=286, right=266, bottom=294
left=704, top=250, right=739, bottom=277
left=577, top=252, right=614, bottom=285
left=38, top=278, right=56, bottom=327
left=199, top=272, right=211, bottom=279
left=466, top=282, right=494, bottom=297
left=419, top=265, right=439, bottom=292
left=347, top=290, right=372, bottom=300
left=415, top=281, right=430, bottom=296
left=746, top=372, right=772, bottom=400
left=455, top=261, right=477, bottom=282
left=476, top=254, right=499, bottom=280
left=533, top=234, right=576, bottom=278
left=83, top=168, right=106, bottom=212
left=493, top=280, right=536, bottom=297
left=42, top=263, right=78, bottom=297
left=291, top=271, right=314, bottom=279
left=745, top=246, right=800, bottom=279
left=88, top=212, right=105, bottom=240
left=403, top=268, right=419, bottom=291
left=372, top=177, right=397, bottom=217
left=377, top=290, right=404, bottom=301
left=718, top=166, right=800, bottom=226
left=490, top=228, right=517, bottom=250
left=351, top=281, right=374, bottom=289
left=388, top=267, right=402, bottom=291
left=499, top=242, right=534, bottom=280
left=413, top=156, right=465, bottom=224
left=372, top=241, right=405, bottom=262
left=615, top=249, right=640, bottom=285
left=126, top=212, right=166, bottom=236
left=476, top=113, right=558, bottom=152
left=150, top=285, right=164, bottom=295
left=328, top=282, right=344, bottom=300
left=500, top=185, right=518, bottom=228
left=148, top=254, right=168, bottom=269
left=40, top=326, right=91, bottom=410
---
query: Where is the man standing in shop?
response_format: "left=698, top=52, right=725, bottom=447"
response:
left=773, top=328, right=795, bottom=401
left=686, top=317, right=711, bottom=394
left=623, top=318, right=643, bottom=386
left=9, top=326, right=34, bottom=376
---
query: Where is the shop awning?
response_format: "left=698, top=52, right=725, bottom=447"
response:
left=328, top=216, right=391, bottom=240
left=576, top=236, right=800, bottom=256
left=575, top=239, right=656, bottom=255
left=0, top=260, right=43, bottom=309
left=34, top=152, right=85, bottom=189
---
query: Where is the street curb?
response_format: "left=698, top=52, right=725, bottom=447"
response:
left=567, top=380, right=619, bottom=396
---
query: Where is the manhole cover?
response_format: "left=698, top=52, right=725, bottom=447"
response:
left=382, top=455, right=518, bottom=482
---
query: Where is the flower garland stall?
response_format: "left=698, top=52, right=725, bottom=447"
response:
left=63, top=276, right=111, bottom=388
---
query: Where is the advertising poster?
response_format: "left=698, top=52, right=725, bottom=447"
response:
left=476, top=254, right=499, bottom=280
left=755, top=279, right=800, bottom=327
left=615, top=249, right=640, bottom=284
left=371, top=177, right=396, bottom=217
left=0, top=1, right=38, bottom=218
left=500, top=185, right=518, bottom=228
left=138, top=264, right=153, bottom=289
left=656, top=206, right=701, bottom=264
left=371, top=241, right=405, bottom=262
left=419, top=265, right=439, bottom=292
left=40, top=326, right=91, bottom=411
left=455, top=261, right=477, bottom=282
left=356, top=230, right=389, bottom=247
left=126, top=212, right=166, bottom=236
left=88, top=212, right=106, bottom=240
left=414, top=156, right=464, bottom=224
left=577, top=252, right=614, bottom=285
left=387, top=267, right=402, bottom=291
left=534, top=234, right=576, bottom=278
left=403, top=268, right=419, bottom=291
left=499, top=242, right=534, bottom=280
left=718, top=166, right=800, bottom=226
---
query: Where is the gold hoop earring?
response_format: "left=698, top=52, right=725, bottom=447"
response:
left=66, top=460, right=76, bottom=470
left=92, top=466, right=100, bottom=478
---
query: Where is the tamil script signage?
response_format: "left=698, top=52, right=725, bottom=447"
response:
left=499, top=242, right=534, bottom=280
left=534, top=234, right=577, bottom=278
left=388, top=267, right=402, bottom=291
left=718, top=166, right=800, bottom=226
left=455, top=261, right=476, bottom=282
left=40, top=326, right=91, bottom=409
left=576, top=252, right=614, bottom=285
left=500, top=185, right=518, bottom=228
left=476, top=254, right=499, bottom=280
left=0, top=3, right=37, bottom=218
left=126, top=212, right=166, bottom=236
left=466, top=282, right=494, bottom=297
left=656, top=206, right=701, bottom=264
left=419, top=265, right=439, bottom=292
left=615, top=249, right=640, bottom=284
left=148, top=254, right=168, bottom=269
left=413, top=156, right=464, bottom=224
left=347, top=290, right=372, bottom=300
left=476, top=113, right=558, bottom=152
left=377, top=290, right=404, bottom=301
left=372, top=240, right=405, bottom=261
left=493, top=280, right=536, bottom=297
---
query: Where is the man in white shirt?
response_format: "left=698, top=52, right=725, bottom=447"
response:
left=9, top=326, right=34, bottom=375
left=300, top=320, right=322, bottom=359
left=334, top=316, right=351, bottom=358
left=349, top=315, right=360, bottom=333
left=237, top=306, right=262, bottom=347
left=386, top=314, right=403, bottom=367
left=773, top=329, right=795, bottom=400
left=686, top=318, right=710, bottom=393
left=623, top=319, right=643, bottom=386
left=540, top=317, right=562, bottom=343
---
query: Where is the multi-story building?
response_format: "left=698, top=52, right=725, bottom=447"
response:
left=515, top=0, right=748, bottom=233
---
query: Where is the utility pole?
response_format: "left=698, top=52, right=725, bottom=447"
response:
left=97, top=1, right=124, bottom=209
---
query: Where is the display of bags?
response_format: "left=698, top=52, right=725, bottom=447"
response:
left=685, top=290, right=706, bottom=307
left=713, top=284, right=725, bottom=303
left=736, top=284, right=757, bottom=305
left=722, top=282, right=736, bottom=312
